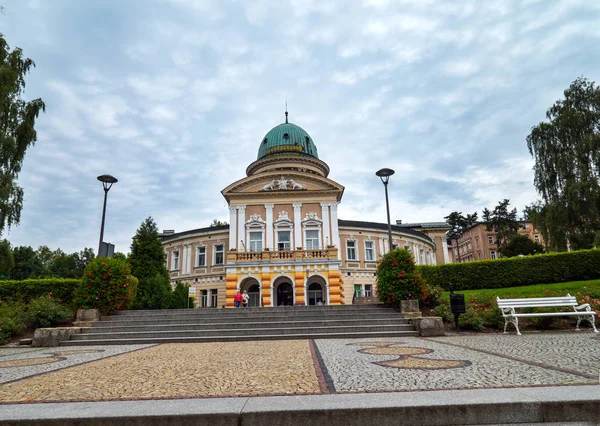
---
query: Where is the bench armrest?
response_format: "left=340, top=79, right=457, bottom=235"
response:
left=500, top=307, right=515, bottom=315
left=575, top=303, right=592, bottom=312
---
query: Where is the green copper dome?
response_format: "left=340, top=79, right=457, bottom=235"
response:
left=257, top=122, right=319, bottom=160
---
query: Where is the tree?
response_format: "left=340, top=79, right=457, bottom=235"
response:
left=74, top=247, right=95, bottom=277
left=499, top=234, right=545, bottom=258
left=11, top=245, right=42, bottom=279
left=48, top=251, right=79, bottom=278
left=526, top=77, right=600, bottom=250
left=210, top=219, right=228, bottom=227
left=0, top=34, right=46, bottom=235
left=0, top=239, right=14, bottom=277
left=444, top=211, right=478, bottom=261
left=129, top=216, right=169, bottom=309
left=35, top=245, right=54, bottom=276
left=482, top=199, right=519, bottom=249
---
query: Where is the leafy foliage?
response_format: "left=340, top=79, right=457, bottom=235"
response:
left=0, top=278, right=80, bottom=304
left=0, top=300, right=26, bottom=344
left=482, top=199, right=519, bottom=249
left=0, top=239, right=14, bottom=276
left=210, top=219, right=228, bottom=227
left=376, top=248, right=424, bottom=308
left=134, top=273, right=172, bottom=310
left=526, top=77, right=600, bottom=250
left=171, top=281, right=194, bottom=309
left=74, top=257, right=137, bottom=313
left=418, top=249, right=600, bottom=290
left=499, top=234, right=545, bottom=257
left=0, top=34, right=46, bottom=235
left=24, top=295, right=74, bottom=328
left=129, top=216, right=169, bottom=308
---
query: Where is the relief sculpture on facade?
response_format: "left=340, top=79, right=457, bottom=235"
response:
left=261, top=176, right=305, bottom=191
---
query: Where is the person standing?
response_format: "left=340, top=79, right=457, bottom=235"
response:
left=242, top=290, right=250, bottom=308
left=234, top=290, right=242, bottom=308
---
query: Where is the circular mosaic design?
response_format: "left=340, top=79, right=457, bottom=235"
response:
left=0, top=357, right=63, bottom=368
left=348, top=341, right=471, bottom=371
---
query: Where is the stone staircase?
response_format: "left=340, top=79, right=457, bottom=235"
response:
left=60, top=305, right=418, bottom=346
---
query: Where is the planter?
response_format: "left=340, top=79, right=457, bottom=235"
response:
left=74, top=308, right=101, bottom=326
left=400, top=299, right=422, bottom=319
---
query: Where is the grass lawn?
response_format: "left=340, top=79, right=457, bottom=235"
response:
left=441, top=279, right=600, bottom=303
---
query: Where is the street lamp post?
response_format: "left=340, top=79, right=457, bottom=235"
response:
left=376, top=168, right=395, bottom=252
left=97, top=174, right=118, bottom=257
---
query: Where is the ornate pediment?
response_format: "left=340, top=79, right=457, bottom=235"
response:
left=261, top=176, right=305, bottom=191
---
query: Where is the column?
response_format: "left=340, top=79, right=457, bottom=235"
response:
left=442, top=236, right=450, bottom=264
left=265, top=204, right=274, bottom=250
left=187, top=244, right=192, bottom=273
left=330, top=202, right=340, bottom=259
left=228, top=206, right=237, bottom=250
left=320, top=202, right=330, bottom=247
left=379, top=237, right=385, bottom=257
left=237, top=205, right=246, bottom=251
left=293, top=203, right=302, bottom=249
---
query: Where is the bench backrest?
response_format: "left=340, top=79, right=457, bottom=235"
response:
left=497, top=295, right=577, bottom=309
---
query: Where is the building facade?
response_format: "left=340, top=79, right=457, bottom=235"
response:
left=451, top=221, right=543, bottom=262
left=161, top=116, right=441, bottom=308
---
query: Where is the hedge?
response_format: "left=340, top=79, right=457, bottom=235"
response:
left=417, top=249, right=600, bottom=291
left=0, top=278, right=81, bottom=305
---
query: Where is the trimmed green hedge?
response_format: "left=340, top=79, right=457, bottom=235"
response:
left=418, top=249, right=600, bottom=290
left=0, top=278, right=81, bottom=305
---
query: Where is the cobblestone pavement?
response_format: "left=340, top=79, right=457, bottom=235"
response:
left=314, top=334, right=599, bottom=393
left=0, top=334, right=598, bottom=404
left=0, top=341, right=319, bottom=403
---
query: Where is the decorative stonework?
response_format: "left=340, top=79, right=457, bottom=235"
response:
left=349, top=342, right=471, bottom=370
left=261, top=176, right=305, bottom=191
left=246, top=214, right=265, bottom=225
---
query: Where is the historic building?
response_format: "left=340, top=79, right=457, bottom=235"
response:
left=161, top=114, right=442, bottom=308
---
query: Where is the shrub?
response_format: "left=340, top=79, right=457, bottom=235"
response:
left=376, top=248, right=424, bottom=308
left=74, top=258, right=138, bottom=314
left=418, top=248, right=600, bottom=291
left=433, top=303, right=453, bottom=322
left=170, top=282, right=194, bottom=309
left=0, top=301, right=26, bottom=345
left=133, top=273, right=172, bottom=310
left=458, top=308, right=485, bottom=330
left=25, top=295, right=74, bottom=328
left=0, top=278, right=80, bottom=305
left=420, top=282, right=442, bottom=307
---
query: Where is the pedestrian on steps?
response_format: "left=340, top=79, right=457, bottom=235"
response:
left=234, top=290, right=242, bottom=308
left=242, top=290, right=250, bottom=308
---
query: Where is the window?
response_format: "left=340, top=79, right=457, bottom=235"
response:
left=354, top=284, right=362, bottom=297
left=534, top=235, right=540, bottom=243
left=196, top=246, right=206, bottom=267
left=201, top=290, right=208, bottom=307
left=172, top=250, right=179, bottom=271
left=210, top=289, right=218, bottom=307
left=365, top=241, right=375, bottom=261
left=214, top=244, right=224, bottom=265
left=277, top=230, right=291, bottom=250
left=249, top=231, right=263, bottom=252
left=491, top=250, right=496, bottom=260
left=488, top=236, right=494, bottom=244
left=476, top=238, right=479, bottom=248
left=404, top=245, right=411, bottom=252
left=305, top=230, right=320, bottom=249
left=347, top=240, right=357, bottom=260
left=364, top=284, right=372, bottom=297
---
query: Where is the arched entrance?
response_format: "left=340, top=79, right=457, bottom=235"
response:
left=307, top=282, right=324, bottom=305
left=276, top=282, right=294, bottom=306
left=240, top=278, right=261, bottom=307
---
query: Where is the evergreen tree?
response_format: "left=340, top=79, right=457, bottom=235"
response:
left=0, top=34, right=46, bottom=235
left=0, top=239, right=14, bottom=277
left=482, top=199, right=519, bottom=249
left=444, top=211, right=478, bottom=261
left=11, top=245, right=42, bottom=279
left=499, top=234, right=545, bottom=258
left=526, top=77, right=600, bottom=250
left=129, top=216, right=169, bottom=308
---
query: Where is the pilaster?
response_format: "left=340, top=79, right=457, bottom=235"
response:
left=320, top=202, right=330, bottom=247
left=329, top=202, right=340, bottom=259
left=237, top=205, right=246, bottom=251
left=293, top=203, right=302, bottom=249
left=228, top=206, right=237, bottom=250
left=265, top=204, right=274, bottom=250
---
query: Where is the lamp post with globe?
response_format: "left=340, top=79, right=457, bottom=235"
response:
left=97, top=174, right=118, bottom=257
left=376, top=168, right=395, bottom=252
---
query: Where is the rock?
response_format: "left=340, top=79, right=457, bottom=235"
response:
left=32, top=327, right=82, bottom=347
left=19, top=338, right=33, bottom=346
left=412, top=317, right=445, bottom=337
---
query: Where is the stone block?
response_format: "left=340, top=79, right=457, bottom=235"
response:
left=353, top=297, right=380, bottom=305
left=400, top=299, right=419, bottom=312
left=76, top=308, right=101, bottom=322
left=32, top=327, right=82, bottom=347
left=402, top=312, right=423, bottom=319
left=412, top=316, right=445, bottom=337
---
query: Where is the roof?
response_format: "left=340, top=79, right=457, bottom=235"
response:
left=257, top=122, right=319, bottom=160
left=338, top=219, right=433, bottom=242
left=397, top=222, right=450, bottom=229
left=160, top=224, right=229, bottom=242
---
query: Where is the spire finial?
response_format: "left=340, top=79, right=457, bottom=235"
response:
left=285, top=100, right=288, bottom=123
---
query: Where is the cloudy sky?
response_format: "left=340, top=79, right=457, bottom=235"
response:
left=2, top=0, right=599, bottom=254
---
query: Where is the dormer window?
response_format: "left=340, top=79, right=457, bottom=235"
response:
left=283, top=132, right=289, bottom=139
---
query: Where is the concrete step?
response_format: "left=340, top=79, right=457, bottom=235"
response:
left=72, top=324, right=415, bottom=340
left=96, top=312, right=402, bottom=326
left=110, top=305, right=387, bottom=316
left=60, top=330, right=420, bottom=345
left=86, top=318, right=410, bottom=333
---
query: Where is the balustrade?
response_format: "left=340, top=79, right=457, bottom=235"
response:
left=229, top=247, right=337, bottom=262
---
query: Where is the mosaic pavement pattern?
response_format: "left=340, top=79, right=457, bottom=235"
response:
left=0, top=333, right=598, bottom=404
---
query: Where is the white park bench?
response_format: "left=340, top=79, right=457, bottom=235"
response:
left=497, top=294, right=599, bottom=336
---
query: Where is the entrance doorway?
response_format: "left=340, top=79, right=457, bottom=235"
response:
left=247, top=284, right=260, bottom=307
left=276, top=282, right=294, bottom=306
left=307, top=283, right=324, bottom=305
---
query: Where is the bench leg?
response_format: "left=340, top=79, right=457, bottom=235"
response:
left=588, top=315, right=598, bottom=333
left=505, top=316, right=521, bottom=335
left=576, top=317, right=582, bottom=331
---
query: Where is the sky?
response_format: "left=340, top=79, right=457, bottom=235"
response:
left=1, top=0, right=600, bottom=254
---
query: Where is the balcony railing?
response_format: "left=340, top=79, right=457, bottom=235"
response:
left=228, top=248, right=338, bottom=263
